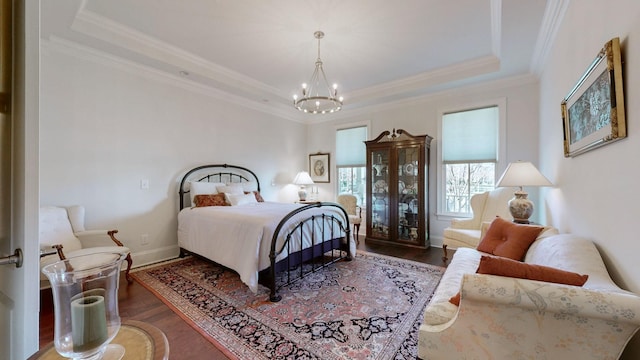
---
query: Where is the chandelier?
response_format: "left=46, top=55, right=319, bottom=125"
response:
left=293, top=31, right=343, bottom=114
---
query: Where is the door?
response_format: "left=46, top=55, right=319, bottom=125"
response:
left=0, top=1, right=40, bottom=359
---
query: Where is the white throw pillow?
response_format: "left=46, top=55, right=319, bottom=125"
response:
left=189, top=181, right=225, bottom=205
left=225, top=192, right=258, bottom=206
left=217, top=183, right=244, bottom=195
left=240, top=181, right=259, bottom=192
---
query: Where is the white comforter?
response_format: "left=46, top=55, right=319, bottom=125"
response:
left=177, top=202, right=354, bottom=293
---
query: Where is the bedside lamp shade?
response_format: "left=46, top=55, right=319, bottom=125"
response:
left=293, top=171, right=314, bottom=201
left=496, top=161, right=552, bottom=223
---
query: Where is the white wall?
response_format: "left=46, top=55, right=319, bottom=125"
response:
left=40, top=42, right=307, bottom=266
left=307, top=77, right=541, bottom=246
left=538, top=1, right=640, bottom=357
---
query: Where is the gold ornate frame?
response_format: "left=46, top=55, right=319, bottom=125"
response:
left=561, top=37, right=626, bottom=157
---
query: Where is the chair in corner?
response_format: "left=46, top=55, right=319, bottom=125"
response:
left=39, top=205, right=133, bottom=288
left=442, top=187, right=513, bottom=261
left=336, top=194, right=362, bottom=244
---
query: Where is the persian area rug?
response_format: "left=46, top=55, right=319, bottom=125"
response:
left=131, top=251, right=444, bottom=360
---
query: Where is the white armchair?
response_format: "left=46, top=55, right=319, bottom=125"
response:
left=442, top=187, right=513, bottom=260
left=336, top=194, right=362, bottom=244
left=39, top=205, right=133, bottom=287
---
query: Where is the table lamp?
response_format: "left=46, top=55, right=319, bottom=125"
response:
left=293, top=171, right=314, bottom=201
left=496, top=161, right=552, bottom=224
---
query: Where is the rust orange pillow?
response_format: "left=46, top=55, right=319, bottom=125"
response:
left=476, top=217, right=544, bottom=261
left=449, top=255, right=588, bottom=306
left=477, top=256, right=589, bottom=285
left=194, top=193, right=228, bottom=207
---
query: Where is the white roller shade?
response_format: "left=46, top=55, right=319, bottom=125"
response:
left=336, top=126, right=367, bottom=166
left=442, top=106, right=498, bottom=162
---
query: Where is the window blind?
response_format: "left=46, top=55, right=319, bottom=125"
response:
left=336, top=126, right=367, bottom=166
left=442, top=106, right=498, bottom=162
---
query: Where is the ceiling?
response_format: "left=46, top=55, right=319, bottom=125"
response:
left=41, top=0, right=556, bottom=122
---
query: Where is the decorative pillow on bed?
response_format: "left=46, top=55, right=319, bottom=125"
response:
left=239, top=181, right=259, bottom=192
left=189, top=181, right=225, bottom=205
left=216, top=183, right=244, bottom=195
left=193, top=193, right=229, bottom=207
left=226, top=192, right=258, bottom=206
left=245, top=191, right=264, bottom=202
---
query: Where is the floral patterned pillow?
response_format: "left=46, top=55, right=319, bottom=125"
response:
left=194, top=193, right=228, bottom=207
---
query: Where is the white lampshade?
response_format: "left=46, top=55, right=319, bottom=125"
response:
left=496, top=161, right=552, bottom=224
left=496, top=161, right=552, bottom=188
left=293, top=171, right=314, bottom=185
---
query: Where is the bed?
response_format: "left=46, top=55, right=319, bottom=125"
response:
left=177, top=164, right=354, bottom=301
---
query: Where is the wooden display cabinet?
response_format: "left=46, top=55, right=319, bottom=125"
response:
left=364, top=129, right=432, bottom=248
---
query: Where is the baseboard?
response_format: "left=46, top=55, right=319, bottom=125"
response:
left=130, top=245, right=181, bottom=269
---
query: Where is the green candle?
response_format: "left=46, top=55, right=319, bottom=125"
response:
left=71, top=295, right=108, bottom=353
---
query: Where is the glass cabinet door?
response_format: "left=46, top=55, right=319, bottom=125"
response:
left=397, top=146, right=420, bottom=243
left=370, top=149, right=390, bottom=240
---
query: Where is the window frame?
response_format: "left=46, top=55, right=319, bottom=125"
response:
left=334, top=122, right=369, bottom=206
left=436, top=98, right=507, bottom=218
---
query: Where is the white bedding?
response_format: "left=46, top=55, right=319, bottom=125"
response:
left=177, top=201, right=354, bottom=293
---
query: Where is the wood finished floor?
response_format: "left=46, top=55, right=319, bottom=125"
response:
left=38, top=240, right=452, bottom=360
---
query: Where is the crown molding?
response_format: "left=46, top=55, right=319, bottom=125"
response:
left=42, top=37, right=303, bottom=123
left=326, top=73, right=538, bottom=122
left=347, top=55, right=500, bottom=104
left=42, top=35, right=538, bottom=126
left=530, top=0, right=570, bottom=76
left=71, top=2, right=287, bottom=102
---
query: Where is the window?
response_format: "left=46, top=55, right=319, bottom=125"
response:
left=336, top=126, right=367, bottom=205
left=440, top=105, right=502, bottom=215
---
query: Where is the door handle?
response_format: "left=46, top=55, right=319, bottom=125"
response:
left=0, top=248, right=23, bottom=268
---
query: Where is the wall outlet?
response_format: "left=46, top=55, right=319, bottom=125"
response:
left=141, top=233, right=149, bottom=245
left=140, top=178, right=149, bottom=189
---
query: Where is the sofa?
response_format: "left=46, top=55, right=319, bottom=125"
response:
left=442, top=187, right=513, bottom=261
left=419, top=226, right=640, bottom=359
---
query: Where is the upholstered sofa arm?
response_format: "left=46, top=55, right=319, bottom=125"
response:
left=418, top=273, right=640, bottom=359
left=449, top=217, right=478, bottom=230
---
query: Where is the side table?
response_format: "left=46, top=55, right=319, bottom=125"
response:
left=29, top=320, right=169, bottom=360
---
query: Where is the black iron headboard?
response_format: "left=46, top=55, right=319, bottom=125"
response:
left=178, top=164, right=261, bottom=210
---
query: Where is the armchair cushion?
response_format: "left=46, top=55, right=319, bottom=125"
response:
left=443, top=188, right=513, bottom=250
left=39, top=205, right=132, bottom=287
left=39, top=206, right=83, bottom=253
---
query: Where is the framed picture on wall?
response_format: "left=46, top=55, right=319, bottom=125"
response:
left=561, top=37, right=626, bottom=157
left=309, top=153, right=330, bottom=183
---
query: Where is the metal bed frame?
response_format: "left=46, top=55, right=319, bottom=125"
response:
left=178, top=164, right=352, bottom=302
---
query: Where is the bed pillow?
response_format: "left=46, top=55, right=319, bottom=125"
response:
left=216, top=183, right=244, bottom=195
left=476, top=217, right=544, bottom=261
left=189, top=181, right=225, bottom=205
left=449, top=255, right=588, bottom=306
left=245, top=190, right=264, bottom=202
left=226, top=192, right=258, bottom=206
left=193, top=193, right=229, bottom=207
left=240, top=181, right=259, bottom=193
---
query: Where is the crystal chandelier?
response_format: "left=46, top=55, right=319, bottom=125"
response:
left=293, top=31, right=343, bottom=114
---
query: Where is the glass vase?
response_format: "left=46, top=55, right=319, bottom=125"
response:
left=42, top=252, right=126, bottom=360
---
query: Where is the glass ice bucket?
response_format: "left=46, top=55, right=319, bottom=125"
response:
left=42, top=252, right=126, bottom=360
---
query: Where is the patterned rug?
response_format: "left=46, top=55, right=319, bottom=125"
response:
left=131, top=251, right=444, bottom=359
